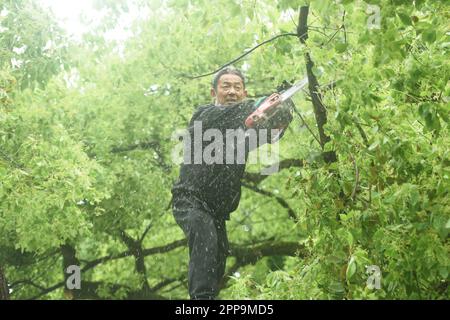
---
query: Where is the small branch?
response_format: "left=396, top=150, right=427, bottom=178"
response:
left=321, top=27, right=342, bottom=47
left=354, top=121, right=370, bottom=147
left=289, top=11, right=298, bottom=29
left=349, top=154, right=360, bottom=201
left=219, top=260, right=243, bottom=290
left=29, top=281, right=65, bottom=300
left=111, top=139, right=171, bottom=171
left=308, top=27, right=329, bottom=37
left=9, top=280, right=46, bottom=291
left=150, top=275, right=186, bottom=292
left=220, top=240, right=307, bottom=291
left=291, top=102, right=321, bottom=146
left=111, top=141, right=160, bottom=153
left=243, top=158, right=304, bottom=185
left=183, top=33, right=299, bottom=80
left=139, top=222, right=153, bottom=244
left=342, top=10, right=347, bottom=44
left=242, top=182, right=298, bottom=222
left=320, top=80, right=340, bottom=91
left=309, top=25, right=355, bottom=33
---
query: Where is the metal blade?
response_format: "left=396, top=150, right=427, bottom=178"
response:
left=280, top=76, right=309, bottom=102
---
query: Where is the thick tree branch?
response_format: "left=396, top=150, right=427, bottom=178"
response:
left=119, top=231, right=150, bottom=291
left=61, top=280, right=167, bottom=300
left=230, top=241, right=307, bottom=265
left=0, top=265, right=10, bottom=300
left=82, top=239, right=188, bottom=273
left=28, top=238, right=305, bottom=299
left=111, top=138, right=171, bottom=171
left=298, top=6, right=336, bottom=163
left=29, top=281, right=65, bottom=300
left=219, top=240, right=307, bottom=290
left=29, top=239, right=188, bottom=300
left=61, top=244, right=81, bottom=299
left=150, top=275, right=186, bottom=292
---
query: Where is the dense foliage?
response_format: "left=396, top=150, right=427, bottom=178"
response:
left=0, top=0, right=448, bottom=299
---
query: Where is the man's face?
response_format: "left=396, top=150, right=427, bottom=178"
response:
left=211, top=74, right=247, bottom=106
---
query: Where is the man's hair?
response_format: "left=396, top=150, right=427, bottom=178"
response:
left=212, top=67, right=245, bottom=91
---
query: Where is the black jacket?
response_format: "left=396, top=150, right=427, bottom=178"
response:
left=172, top=99, right=292, bottom=220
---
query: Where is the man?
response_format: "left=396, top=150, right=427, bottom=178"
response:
left=171, top=67, right=292, bottom=300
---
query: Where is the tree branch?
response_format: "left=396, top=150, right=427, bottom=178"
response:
left=9, top=280, right=46, bottom=291
left=290, top=102, right=321, bottom=146
left=119, top=231, right=150, bottom=291
left=219, top=240, right=307, bottom=290
left=297, top=6, right=336, bottom=163
left=230, top=241, right=307, bottom=264
left=182, top=33, right=299, bottom=80
left=139, top=222, right=153, bottom=244
left=28, top=238, right=305, bottom=299
left=243, top=158, right=304, bottom=184
left=82, top=238, right=188, bottom=274
left=0, top=265, right=10, bottom=300
left=150, top=275, right=186, bottom=292
left=111, top=138, right=171, bottom=171
left=242, top=182, right=298, bottom=222
left=349, top=154, right=360, bottom=201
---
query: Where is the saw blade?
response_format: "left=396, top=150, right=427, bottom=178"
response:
left=280, top=77, right=309, bottom=102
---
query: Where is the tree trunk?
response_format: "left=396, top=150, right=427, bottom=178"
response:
left=0, top=265, right=10, bottom=300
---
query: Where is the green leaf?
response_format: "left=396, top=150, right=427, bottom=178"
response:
left=397, top=12, right=411, bottom=26
left=438, top=267, right=448, bottom=279
left=230, top=3, right=241, bottom=17
left=368, top=140, right=380, bottom=151
left=335, top=42, right=348, bottom=53
left=422, top=29, right=436, bottom=44
left=346, top=256, right=357, bottom=280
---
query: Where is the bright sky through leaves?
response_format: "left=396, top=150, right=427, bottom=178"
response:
left=38, top=0, right=143, bottom=42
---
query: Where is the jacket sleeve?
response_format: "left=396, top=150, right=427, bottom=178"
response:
left=189, top=99, right=292, bottom=147
left=193, top=100, right=257, bottom=130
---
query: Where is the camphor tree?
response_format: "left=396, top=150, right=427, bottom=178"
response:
left=0, top=0, right=448, bottom=299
